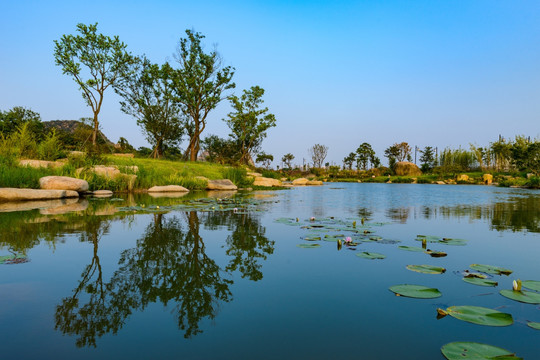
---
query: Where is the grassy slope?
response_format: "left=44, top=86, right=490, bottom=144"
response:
left=0, top=156, right=251, bottom=191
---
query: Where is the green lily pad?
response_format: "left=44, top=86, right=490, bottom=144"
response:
left=463, top=272, right=487, bottom=279
left=527, top=321, right=540, bottom=330
left=500, top=289, right=540, bottom=304
left=441, top=342, right=521, bottom=359
left=398, top=245, right=425, bottom=252
left=389, top=284, right=441, bottom=299
left=470, top=264, right=513, bottom=276
left=356, top=252, right=386, bottom=260
left=323, top=237, right=341, bottom=242
left=437, top=305, right=513, bottom=327
left=462, top=277, right=498, bottom=287
left=303, top=235, right=321, bottom=241
left=416, top=235, right=441, bottom=242
left=406, top=264, right=446, bottom=274
left=522, top=280, right=540, bottom=292
left=439, top=238, right=468, bottom=246
left=296, top=244, right=321, bottom=249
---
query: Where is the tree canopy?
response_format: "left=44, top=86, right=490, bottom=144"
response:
left=54, top=23, right=135, bottom=147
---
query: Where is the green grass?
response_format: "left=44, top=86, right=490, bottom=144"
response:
left=0, top=155, right=253, bottom=192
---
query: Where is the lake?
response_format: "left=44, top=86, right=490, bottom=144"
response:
left=1, top=183, right=539, bottom=359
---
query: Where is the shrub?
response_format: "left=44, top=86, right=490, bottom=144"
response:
left=37, top=130, right=64, bottom=160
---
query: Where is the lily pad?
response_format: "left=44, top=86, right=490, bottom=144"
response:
left=389, top=284, right=441, bottom=299
left=303, top=235, right=321, bottom=241
left=398, top=245, right=425, bottom=252
left=416, top=235, right=441, bottom=242
left=441, top=342, right=521, bottom=359
left=462, top=277, right=498, bottom=287
left=406, top=264, right=446, bottom=274
left=470, top=264, right=512, bottom=276
left=522, top=280, right=540, bottom=292
left=439, top=238, right=468, bottom=246
left=527, top=321, right=540, bottom=330
left=437, top=306, right=513, bottom=327
left=296, top=244, right=320, bottom=249
left=356, top=252, right=386, bottom=260
left=463, top=272, right=487, bottom=279
left=500, top=289, right=540, bottom=304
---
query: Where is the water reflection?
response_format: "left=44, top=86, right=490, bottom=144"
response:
left=384, top=195, right=540, bottom=233
left=54, top=210, right=273, bottom=347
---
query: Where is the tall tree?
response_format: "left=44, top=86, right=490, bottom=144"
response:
left=384, top=144, right=400, bottom=169
left=0, top=106, right=43, bottom=138
left=54, top=23, right=135, bottom=147
left=224, top=86, right=276, bottom=165
left=281, top=153, right=294, bottom=169
left=115, top=57, right=184, bottom=158
left=309, top=144, right=328, bottom=168
left=343, top=152, right=356, bottom=170
left=172, top=30, right=235, bottom=161
left=356, top=142, right=375, bottom=170
left=419, top=146, right=436, bottom=172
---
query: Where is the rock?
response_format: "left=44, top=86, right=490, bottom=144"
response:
left=436, top=181, right=446, bottom=185
left=483, top=174, right=493, bottom=185
left=86, top=165, right=122, bottom=178
left=457, top=174, right=469, bottom=182
left=292, top=178, right=309, bottom=186
left=0, top=188, right=79, bottom=202
left=195, top=176, right=209, bottom=183
left=93, top=190, right=113, bottom=197
left=148, top=185, right=189, bottom=193
left=253, top=177, right=282, bottom=187
left=68, top=151, right=85, bottom=157
left=19, top=159, right=64, bottom=169
left=206, top=179, right=237, bottom=191
left=527, top=173, right=535, bottom=179
left=247, top=172, right=263, bottom=177
left=280, top=177, right=287, bottom=181
left=394, top=162, right=422, bottom=176
left=113, top=153, right=135, bottom=158
left=306, top=180, right=323, bottom=186
left=39, top=176, right=89, bottom=192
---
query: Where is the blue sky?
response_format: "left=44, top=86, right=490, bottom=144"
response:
left=1, top=0, right=539, bottom=166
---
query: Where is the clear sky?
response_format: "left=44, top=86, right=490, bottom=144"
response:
left=1, top=0, right=539, bottom=167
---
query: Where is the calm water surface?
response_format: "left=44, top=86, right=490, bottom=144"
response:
left=1, top=183, right=539, bottom=359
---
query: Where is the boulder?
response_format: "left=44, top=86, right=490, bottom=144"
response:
left=435, top=181, right=446, bottom=185
left=483, top=174, right=493, bottom=185
left=19, top=159, right=64, bottom=169
left=292, top=178, right=309, bottom=186
left=39, top=176, right=89, bottom=192
left=253, top=177, right=282, bottom=187
left=457, top=174, right=469, bottom=182
left=394, top=162, right=422, bottom=176
left=306, top=180, right=323, bottom=186
left=247, top=172, right=263, bottom=177
left=0, top=188, right=79, bottom=202
left=148, top=185, right=189, bottom=193
left=195, top=176, right=209, bottom=183
left=206, top=179, right=237, bottom=191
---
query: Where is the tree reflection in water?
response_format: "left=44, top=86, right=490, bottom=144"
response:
left=55, top=210, right=273, bottom=347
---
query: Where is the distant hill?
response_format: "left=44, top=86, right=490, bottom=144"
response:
left=43, top=120, right=115, bottom=146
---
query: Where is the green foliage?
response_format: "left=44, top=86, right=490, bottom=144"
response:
left=202, top=135, right=239, bottom=164
left=256, top=152, right=273, bottom=169
left=225, top=86, right=276, bottom=165
left=281, top=153, right=294, bottom=169
left=172, top=29, right=235, bottom=161
left=356, top=142, right=376, bottom=170
left=0, top=106, right=43, bottom=139
left=8, top=122, right=38, bottom=159
left=343, top=152, right=356, bottom=170
left=37, top=129, right=64, bottom=160
left=54, top=22, right=135, bottom=146
left=222, top=167, right=252, bottom=187
left=526, top=176, right=540, bottom=188
left=261, top=170, right=281, bottom=179
left=115, top=57, right=184, bottom=158
left=0, top=156, right=61, bottom=188
left=419, top=146, right=436, bottom=172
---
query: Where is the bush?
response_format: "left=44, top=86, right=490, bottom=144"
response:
left=222, top=167, right=253, bottom=187
left=525, top=176, right=540, bottom=188
left=261, top=170, right=281, bottom=179
left=37, top=130, right=64, bottom=160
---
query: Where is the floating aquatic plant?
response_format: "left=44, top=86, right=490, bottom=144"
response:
left=441, top=342, right=521, bottom=359
left=469, top=264, right=513, bottom=276
left=406, top=264, right=446, bottom=274
left=436, top=306, right=513, bottom=327
left=389, top=284, right=442, bottom=299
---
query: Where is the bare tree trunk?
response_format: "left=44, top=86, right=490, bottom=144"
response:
left=92, top=112, right=99, bottom=147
